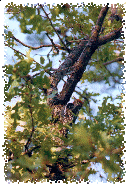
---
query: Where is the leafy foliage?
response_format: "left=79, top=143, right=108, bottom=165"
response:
left=4, top=3, right=125, bottom=183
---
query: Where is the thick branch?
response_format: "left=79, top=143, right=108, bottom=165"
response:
left=51, top=39, right=97, bottom=105
left=51, top=5, right=122, bottom=105
left=91, top=5, right=109, bottom=41
left=97, top=26, right=123, bottom=46
left=53, top=5, right=109, bottom=87
left=52, top=37, right=89, bottom=86
left=57, top=43, right=97, bottom=104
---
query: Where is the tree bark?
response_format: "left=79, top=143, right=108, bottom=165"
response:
left=44, top=4, right=123, bottom=181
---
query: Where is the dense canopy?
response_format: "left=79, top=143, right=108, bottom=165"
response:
left=3, top=3, right=125, bottom=183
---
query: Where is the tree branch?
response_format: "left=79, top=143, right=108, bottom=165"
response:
left=39, top=4, right=70, bottom=53
left=52, top=37, right=89, bottom=87
left=103, top=57, right=124, bottom=66
left=111, top=147, right=124, bottom=155
left=50, top=5, right=122, bottom=105
left=10, top=35, right=64, bottom=50
left=103, top=65, right=120, bottom=84
left=55, top=4, right=108, bottom=88
left=91, top=4, right=109, bottom=41
left=25, top=93, right=35, bottom=152
left=51, top=42, right=95, bottom=105
left=25, top=145, right=41, bottom=157
left=97, top=26, right=123, bottom=46
left=45, top=33, right=59, bottom=54
left=89, top=57, right=124, bottom=66
left=4, top=42, right=39, bottom=64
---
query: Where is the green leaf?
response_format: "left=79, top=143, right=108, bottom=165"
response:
left=8, top=31, right=13, bottom=37
left=5, top=65, right=13, bottom=74
left=43, top=75, right=50, bottom=87
left=32, top=75, right=43, bottom=87
left=32, top=63, right=41, bottom=72
left=40, top=57, right=45, bottom=64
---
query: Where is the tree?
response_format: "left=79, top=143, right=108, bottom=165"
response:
left=4, top=3, right=125, bottom=183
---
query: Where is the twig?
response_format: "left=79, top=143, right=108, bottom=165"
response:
left=75, top=89, right=89, bottom=103
left=25, top=145, right=41, bottom=157
left=10, top=35, right=63, bottom=50
left=39, top=4, right=70, bottom=53
left=103, top=65, right=121, bottom=84
left=89, top=57, right=124, bottom=84
left=45, top=33, right=59, bottom=54
left=4, top=42, right=39, bottom=64
left=5, top=42, right=26, bottom=58
left=68, top=39, right=83, bottom=43
left=11, top=35, right=52, bottom=49
left=89, top=57, right=124, bottom=66
left=103, top=57, right=124, bottom=66
left=111, top=147, right=124, bottom=155
left=25, top=94, right=35, bottom=152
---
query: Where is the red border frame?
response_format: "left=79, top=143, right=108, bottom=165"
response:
left=0, top=0, right=128, bottom=185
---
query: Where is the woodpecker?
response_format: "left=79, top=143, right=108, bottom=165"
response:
left=66, top=103, right=74, bottom=110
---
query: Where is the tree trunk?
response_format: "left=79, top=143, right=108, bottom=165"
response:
left=44, top=5, right=122, bottom=181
